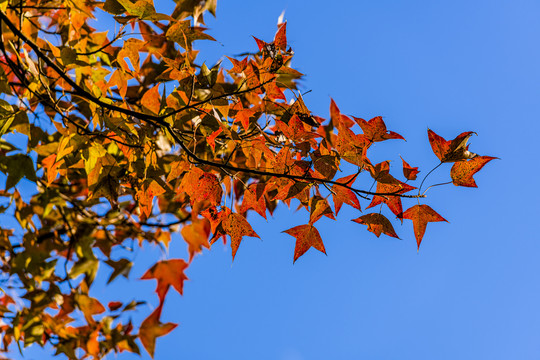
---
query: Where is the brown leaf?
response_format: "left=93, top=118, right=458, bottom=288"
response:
left=403, top=205, right=447, bottom=249
left=226, top=56, right=248, bottom=73
left=264, top=80, right=286, bottom=101
left=75, top=294, right=105, bottom=323
left=42, top=153, right=61, bottom=186
left=352, top=213, right=399, bottom=238
left=117, top=38, right=144, bottom=73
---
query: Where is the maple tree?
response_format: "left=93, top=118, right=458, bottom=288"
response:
left=0, top=0, right=496, bottom=358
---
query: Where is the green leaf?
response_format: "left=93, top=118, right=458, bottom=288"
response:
left=60, top=47, right=77, bottom=66
left=5, top=154, right=36, bottom=190
left=0, top=65, right=12, bottom=95
left=105, top=258, right=133, bottom=284
left=70, top=258, right=99, bottom=283
left=116, top=0, right=156, bottom=19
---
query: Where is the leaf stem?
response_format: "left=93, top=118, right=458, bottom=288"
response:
left=422, top=181, right=452, bottom=196
left=418, top=162, right=443, bottom=196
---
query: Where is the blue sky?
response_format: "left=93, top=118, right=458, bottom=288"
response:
left=7, top=0, right=540, bottom=359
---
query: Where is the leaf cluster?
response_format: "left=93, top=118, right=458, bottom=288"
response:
left=0, top=0, right=495, bottom=358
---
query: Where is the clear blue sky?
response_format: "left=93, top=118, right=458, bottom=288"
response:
left=9, top=0, right=540, bottom=359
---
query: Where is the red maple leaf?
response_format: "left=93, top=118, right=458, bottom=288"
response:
left=352, top=213, right=399, bottom=238
left=226, top=56, right=248, bottom=73
left=427, top=129, right=477, bottom=163
left=367, top=175, right=416, bottom=220
left=309, top=196, right=335, bottom=224
left=331, top=174, right=361, bottom=215
left=403, top=205, right=447, bottom=249
left=450, top=156, right=497, bottom=187
left=353, top=116, right=405, bottom=142
left=274, top=22, right=287, bottom=50
left=368, top=160, right=398, bottom=184
left=400, top=156, right=420, bottom=181
left=219, top=213, right=260, bottom=260
left=283, top=224, right=326, bottom=263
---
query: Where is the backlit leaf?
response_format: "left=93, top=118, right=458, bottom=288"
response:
left=450, top=156, right=497, bottom=187
left=139, top=305, right=177, bottom=358
left=141, top=259, right=189, bottom=302
left=428, top=129, right=477, bottom=163
left=181, top=219, right=211, bottom=262
left=353, top=116, right=405, bottom=142
left=400, top=156, right=420, bottom=181
left=222, top=213, right=260, bottom=260
left=353, top=213, right=399, bottom=238
left=283, top=224, right=326, bottom=263
left=403, top=205, right=447, bottom=249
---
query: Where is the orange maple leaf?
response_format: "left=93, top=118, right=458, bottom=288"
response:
left=206, top=127, right=223, bottom=152
left=450, top=156, right=497, bottom=187
left=226, top=56, right=248, bottom=73
left=181, top=218, right=211, bottom=262
left=202, top=206, right=231, bottom=235
left=138, top=180, right=166, bottom=219
left=141, top=259, right=189, bottom=302
left=139, top=304, right=177, bottom=358
left=141, top=85, right=161, bottom=114
left=403, top=205, right=447, bottom=249
left=264, top=80, right=286, bottom=101
left=329, top=99, right=356, bottom=130
left=42, top=153, right=60, bottom=185
left=239, top=183, right=267, bottom=219
left=177, top=167, right=223, bottom=207
left=283, top=224, right=326, bottom=263
left=353, top=213, right=399, bottom=238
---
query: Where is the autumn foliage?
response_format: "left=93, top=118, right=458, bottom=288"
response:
left=0, top=0, right=495, bottom=358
